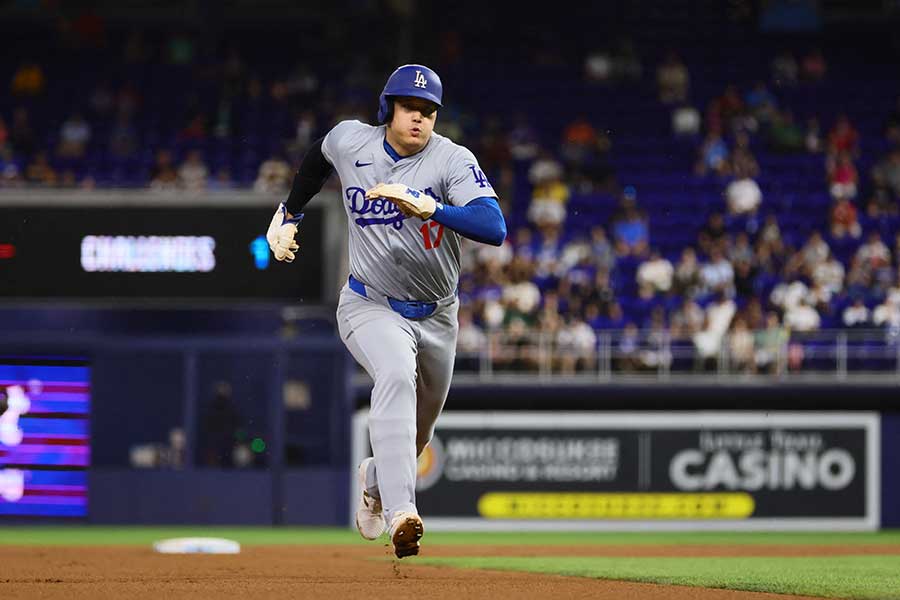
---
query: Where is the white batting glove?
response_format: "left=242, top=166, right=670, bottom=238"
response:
left=266, top=203, right=303, bottom=262
left=366, top=183, right=437, bottom=220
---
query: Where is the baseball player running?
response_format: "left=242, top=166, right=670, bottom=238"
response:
left=266, top=64, right=506, bottom=557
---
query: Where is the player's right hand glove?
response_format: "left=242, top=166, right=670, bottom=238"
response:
left=266, top=203, right=304, bottom=262
left=366, top=183, right=437, bottom=220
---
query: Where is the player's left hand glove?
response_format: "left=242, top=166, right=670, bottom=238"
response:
left=366, top=183, right=437, bottom=220
left=266, top=202, right=304, bottom=262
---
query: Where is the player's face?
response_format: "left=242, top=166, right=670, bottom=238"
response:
left=387, top=96, right=437, bottom=155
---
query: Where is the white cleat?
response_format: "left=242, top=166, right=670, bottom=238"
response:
left=389, top=511, right=424, bottom=558
left=355, top=458, right=386, bottom=540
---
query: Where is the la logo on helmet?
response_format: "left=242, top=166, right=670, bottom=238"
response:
left=414, top=70, right=427, bottom=88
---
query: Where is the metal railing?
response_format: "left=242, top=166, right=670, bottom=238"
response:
left=448, top=327, right=900, bottom=383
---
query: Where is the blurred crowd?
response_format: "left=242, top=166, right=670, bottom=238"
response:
left=3, top=27, right=900, bottom=376
left=454, top=45, right=900, bottom=374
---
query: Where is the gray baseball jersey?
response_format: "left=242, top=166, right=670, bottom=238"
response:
left=322, top=120, right=497, bottom=301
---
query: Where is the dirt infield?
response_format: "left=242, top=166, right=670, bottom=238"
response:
left=3, top=544, right=899, bottom=600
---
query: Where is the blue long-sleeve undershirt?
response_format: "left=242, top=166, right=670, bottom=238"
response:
left=430, top=197, right=507, bottom=246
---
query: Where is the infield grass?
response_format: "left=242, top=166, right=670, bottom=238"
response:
left=0, top=526, right=899, bottom=546
left=416, top=555, right=900, bottom=600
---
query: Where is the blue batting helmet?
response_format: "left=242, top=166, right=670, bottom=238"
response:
left=377, top=64, right=443, bottom=123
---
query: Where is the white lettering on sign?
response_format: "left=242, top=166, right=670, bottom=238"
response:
left=81, top=236, right=216, bottom=272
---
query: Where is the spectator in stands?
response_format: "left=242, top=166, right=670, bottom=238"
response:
left=729, top=135, right=761, bottom=179
left=871, top=149, right=900, bottom=200
left=287, top=109, right=317, bottom=158
left=561, top=115, right=597, bottom=162
left=584, top=47, right=614, bottom=84
left=732, top=258, right=757, bottom=299
left=707, top=84, right=749, bottom=135
left=805, top=117, right=823, bottom=153
left=24, top=151, right=58, bottom=187
left=827, top=152, right=859, bottom=202
left=854, top=231, right=892, bottom=275
left=254, top=154, right=292, bottom=194
left=813, top=248, right=846, bottom=295
left=673, top=246, right=702, bottom=298
left=842, top=298, right=870, bottom=329
left=800, top=48, right=827, bottom=82
left=864, top=187, right=898, bottom=219
left=532, top=225, right=565, bottom=289
left=511, top=226, right=536, bottom=262
left=611, top=194, right=649, bottom=257
left=508, top=112, right=541, bottom=161
left=767, top=110, right=805, bottom=153
left=771, top=51, right=799, bottom=87
left=178, top=150, right=209, bottom=193
left=755, top=312, right=788, bottom=374
left=526, top=150, right=569, bottom=227
left=556, top=316, right=597, bottom=374
left=729, top=231, right=755, bottom=265
left=179, top=113, right=208, bottom=143
left=603, top=301, right=628, bottom=331
left=783, top=296, right=821, bottom=332
left=558, top=235, right=596, bottom=287
left=873, top=289, right=900, bottom=329
left=830, top=196, right=862, bottom=240
left=204, top=167, right=233, bottom=192
left=728, top=316, right=756, bottom=373
left=108, top=113, right=139, bottom=158
left=656, top=51, right=690, bottom=104
left=456, top=306, right=487, bottom=365
left=698, top=212, right=728, bottom=255
left=9, top=107, right=36, bottom=160
left=758, top=212, right=785, bottom=254
left=827, top=114, right=860, bottom=158
left=793, top=230, right=830, bottom=276
left=726, top=164, right=763, bottom=216
left=693, top=130, right=730, bottom=177
left=0, top=146, right=23, bottom=187
left=10, top=61, right=45, bottom=97
left=590, top=225, right=617, bottom=272
left=585, top=268, right=615, bottom=314
left=672, top=104, right=701, bottom=137
left=670, top=297, right=705, bottom=339
left=502, top=259, right=541, bottom=321
left=615, top=322, right=641, bottom=372
left=700, top=246, right=735, bottom=297
left=744, top=81, right=778, bottom=126
left=693, top=290, right=736, bottom=370
left=56, top=112, right=92, bottom=159
left=149, top=150, right=178, bottom=192
left=638, top=307, right=672, bottom=372
left=636, top=248, right=674, bottom=295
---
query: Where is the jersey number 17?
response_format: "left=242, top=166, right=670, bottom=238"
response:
left=420, top=221, right=445, bottom=250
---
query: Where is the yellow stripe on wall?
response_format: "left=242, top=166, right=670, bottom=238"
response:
left=477, top=492, right=755, bottom=519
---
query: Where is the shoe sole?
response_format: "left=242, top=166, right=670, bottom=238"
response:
left=391, top=515, right=424, bottom=558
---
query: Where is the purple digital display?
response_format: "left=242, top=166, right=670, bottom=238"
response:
left=0, top=361, right=90, bottom=518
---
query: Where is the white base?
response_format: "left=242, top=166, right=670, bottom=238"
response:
left=153, top=537, right=241, bottom=554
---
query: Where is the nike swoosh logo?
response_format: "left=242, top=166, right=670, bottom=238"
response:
left=355, top=160, right=373, bottom=167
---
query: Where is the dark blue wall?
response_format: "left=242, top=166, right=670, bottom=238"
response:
left=89, top=468, right=348, bottom=525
